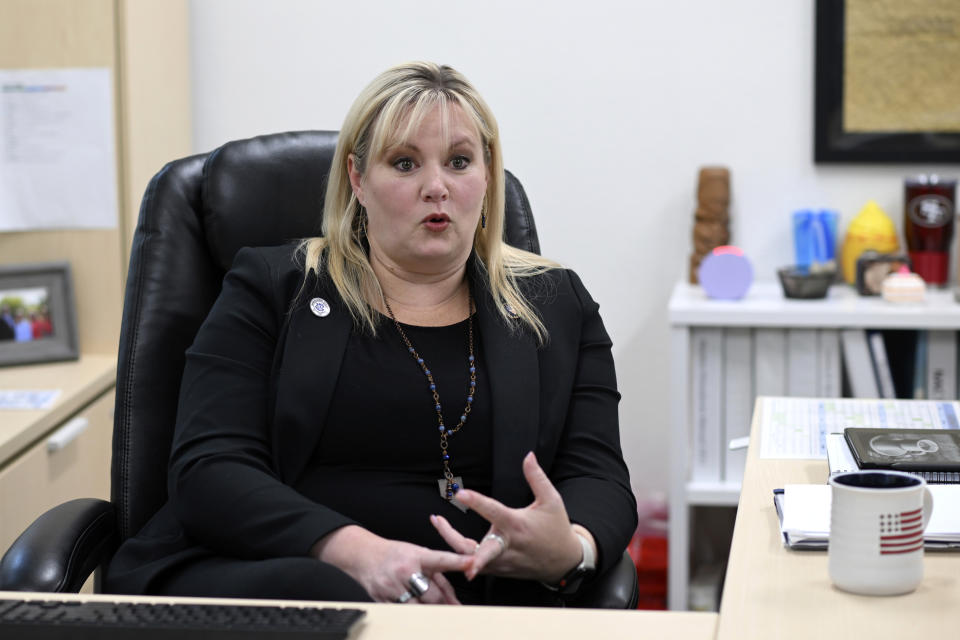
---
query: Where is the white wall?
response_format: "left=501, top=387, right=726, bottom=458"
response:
left=190, top=0, right=960, bottom=499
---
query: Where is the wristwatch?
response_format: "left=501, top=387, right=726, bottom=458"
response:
left=543, top=532, right=596, bottom=594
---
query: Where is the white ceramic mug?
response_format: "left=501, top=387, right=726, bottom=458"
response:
left=828, top=470, right=933, bottom=596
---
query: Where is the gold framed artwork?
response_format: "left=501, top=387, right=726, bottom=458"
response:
left=815, top=0, right=960, bottom=162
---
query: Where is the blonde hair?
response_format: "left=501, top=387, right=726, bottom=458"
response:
left=299, top=61, right=557, bottom=342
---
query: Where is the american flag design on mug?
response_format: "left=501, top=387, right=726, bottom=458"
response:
left=879, top=507, right=924, bottom=554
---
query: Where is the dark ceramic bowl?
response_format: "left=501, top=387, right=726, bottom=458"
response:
left=777, top=266, right=835, bottom=299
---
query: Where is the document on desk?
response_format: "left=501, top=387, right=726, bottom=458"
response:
left=0, top=389, right=60, bottom=410
left=774, top=483, right=960, bottom=550
left=758, top=396, right=960, bottom=459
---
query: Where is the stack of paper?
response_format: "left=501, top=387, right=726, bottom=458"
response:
left=774, top=483, right=960, bottom=550
left=825, top=433, right=857, bottom=476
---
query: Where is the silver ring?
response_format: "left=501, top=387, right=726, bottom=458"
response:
left=408, top=572, right=430, bottom=598
left=395, top=590, right=413, bottom=603
left=483, top=533, right=507, bottom=554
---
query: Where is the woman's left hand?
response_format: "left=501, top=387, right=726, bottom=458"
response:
left=430, top=451, right=592, bottom=583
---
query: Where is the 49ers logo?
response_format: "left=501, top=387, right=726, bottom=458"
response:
left=907, top=195, right=953, bottom=228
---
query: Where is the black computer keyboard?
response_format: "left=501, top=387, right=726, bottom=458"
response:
left=0, top=597, right=366, bottom=639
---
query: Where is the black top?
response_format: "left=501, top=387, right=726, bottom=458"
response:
left=295, top=317, right=493, bottom=602
left=104, top=246, right=636, bottom=607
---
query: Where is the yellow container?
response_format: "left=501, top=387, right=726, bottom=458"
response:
left=840, top=200, right=900, bottom=284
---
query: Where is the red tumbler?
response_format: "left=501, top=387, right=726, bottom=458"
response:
left=904, top=175, right=956, bottom=286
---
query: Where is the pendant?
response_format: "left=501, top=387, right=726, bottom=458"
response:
left=438, top=476, right=468, bottom=513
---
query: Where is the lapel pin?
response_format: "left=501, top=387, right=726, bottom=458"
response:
left=309, top=297, right=331, bottom=317
left=505, top=303, right=519, bottom=318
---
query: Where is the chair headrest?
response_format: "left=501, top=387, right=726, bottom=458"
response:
left=202, top=131, right=338, bottom=271
left=200, top=130, right=540, bottom=272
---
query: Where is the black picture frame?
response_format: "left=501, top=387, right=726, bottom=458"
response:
left=0, top=262, right=79, bottom=367
left=814, top=0, right=960, bottom=163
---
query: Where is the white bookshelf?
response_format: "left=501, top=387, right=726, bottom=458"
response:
left=667, top=280, right=960, bottom=610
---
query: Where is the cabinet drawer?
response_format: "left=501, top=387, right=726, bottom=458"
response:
left=0, top=389, right=113, bottom=556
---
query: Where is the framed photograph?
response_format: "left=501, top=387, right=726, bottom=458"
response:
left=815, top=0, right=960, bottom=163
left=0, top=262, right=79, bottom=367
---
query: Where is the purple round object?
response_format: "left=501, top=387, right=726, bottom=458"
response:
left=698, top=251, right=753, bottom=300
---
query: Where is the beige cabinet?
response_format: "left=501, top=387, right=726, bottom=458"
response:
left=0, top=355, right=116, bottom=592
left=0, top=389, right=113, bottom=554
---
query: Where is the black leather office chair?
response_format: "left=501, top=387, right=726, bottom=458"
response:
left=0, top=131, right=639, bottom=608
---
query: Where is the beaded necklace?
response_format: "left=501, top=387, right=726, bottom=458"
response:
left=383, top=294, right=476, bottom=510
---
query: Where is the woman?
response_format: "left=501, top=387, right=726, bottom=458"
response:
left=106, top=62, right=636, bottom=606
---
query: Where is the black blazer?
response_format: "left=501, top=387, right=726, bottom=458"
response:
left=106, top=244, right=636, bottom=597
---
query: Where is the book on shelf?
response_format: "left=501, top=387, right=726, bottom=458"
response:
left=927, top=330, right=957, bottom=400
left=773, top=483, right=960, bottom=550
left=754, top=328, right=786, bottom=397
left=816, top=329, right=841, bottom=397
left=913, top=330, right=927, bottom=399
left=879, top=330, right=920, bottom=399
left=690, top=327, right=723, bottom=482
left=723, top=328, right=753, bottom=483
left=840, top=329, right=879, bottom=398
left=786, top=329, right=817, bottom=397
left=867, top=329, right=896, bottom=399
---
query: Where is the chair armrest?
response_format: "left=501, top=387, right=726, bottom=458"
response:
left=0, top=498, right=118, bottom=592
left=566, top=550, right=639, bottom=609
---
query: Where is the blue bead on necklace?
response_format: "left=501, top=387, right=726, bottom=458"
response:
left=384, top=294, right=476, bottom=506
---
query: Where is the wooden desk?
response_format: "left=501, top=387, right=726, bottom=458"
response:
left=717, top=399, right=960, bottom=639
left=0, top=591, right=718, bottom=639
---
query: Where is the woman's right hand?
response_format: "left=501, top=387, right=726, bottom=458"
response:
left=310, top=525, right=469, bottom=604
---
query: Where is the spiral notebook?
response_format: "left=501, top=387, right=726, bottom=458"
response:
left=842, top=427, right=960, bottom=483
left=826, top=431, right=960, bottom=484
